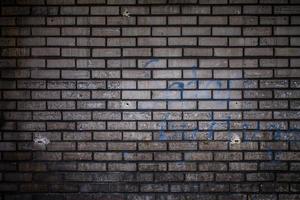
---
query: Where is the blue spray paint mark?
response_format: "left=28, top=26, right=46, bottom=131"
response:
left=205, top=80, right=223, bottom=89
left=242, top=122, right=251, bottom=136
left=267, top=123, right=282, bottom=164
left=190, top=128, right=198, bottom=140
left=143, top=58, right=159, bottom=68
left=207, top=120, right=216, bottom=140
left=226, top=116, right=232, bottom=142
left=169, top=81, right=185, bottom=99
left=159, top=113, right=169, bottom=141
left=187, top=64, right=198, bottom=87
left=123, top=152, right=129, bottom=159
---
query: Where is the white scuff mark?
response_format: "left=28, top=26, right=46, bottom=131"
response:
left=34, top=136, right=50, bottom=145
left=230, top=135, right=241, bottom=144
left=122, top=9, right=130, bottom=17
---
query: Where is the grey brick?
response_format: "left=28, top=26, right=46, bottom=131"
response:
left=62, top=48, right=90, bottom=57
left=93, top=48, right=121, bottom=57
left=151, top=6, right=180, bottom=15
left=47, top=37, right=75, bottom=46
left=123, top=48, right=151, bottom=57
left=138, top=16, right=166, bottom=25
left=213, top=6, right=241, bottom=15
left=213, top=27, right=241, bottom=36
left=92, top=28, right=121, bottom=36
left=153, top=70, right=181, bottom=79
left=77, top=38, right=105, bottom=47
left=48, top=59, right=75, bottom=68
left=153, top=48, right=182, bottom=57
left=138, top=37, right=167, bottom=46
left=182, top=27, right=211, bottom=36
left=78, top=17, right=106, bottom=25
left=122, top=27, right=151, bottom=36
left=230, top=16, right=258, bottom=25
left=199, top=37, right=227, bottom=46
left=168, top=16, right=197, bottom=25
left=61, top=6, right=89, bottom=15
left=244, top=5, right=272, bottom=14
left=153, top=27, right=181, bottom=36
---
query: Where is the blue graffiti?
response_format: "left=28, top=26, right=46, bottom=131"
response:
left=169, top=81, right=185, bottom=99
left=143, top=58, right=159, bottom=68
left=149, top=60, right=297, bottom=168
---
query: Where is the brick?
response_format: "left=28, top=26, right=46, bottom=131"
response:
left=92, top=28, right=121, bottom=36
left=61, top=6, right=89, bottom=15
left=120, top=6, right=149, bottom=15
left=244, top=5, right=272, bottom=14
left=243, top=27, right=272, bottom=36
left=199, top=37, right=227, bottom=46
left=153, top=70, right=181, bottom=79
left=214, top=48, right=243, bottom=57
left=213, top=6, right=241, bottom=15
left=48, top=59, right=75, bottom=68
left=48, top=101, right=75, bottom=110
left=260, top=37, right=288, bottom=46
left=153, top=48, right=182, bottom=57
left=123, top=48, right=151, bottom=57
left=91, top=6, right=119, bottom=15
left=138, top=37, right=167, bottom=46
left=245, top=48, right=273, bottom=56
left=275, top=27, right=300, bottom=35
left=78, top=163, right=106, bottom=171
left=168, top=16, right=197, bottom=25
left=62, top=48, right=90, bottom=57
left=48, top=37, right=75, bottom=47
left=122, top=27, right=150, bottom=36
left=138, top=16, right=166, bottom=25
left=108, top=142, right=136, bottom=150
left=260, top=16, right=289, bottom=25
left=107, top=38, right=135, bottom=47
left=182, top=27, right=211, bottom=36
left=64, top=152, right=92, bottom=160
left=77, top=38, right=105, bottom=46
left=182, top=6, right=210, bottom=14
left=230, top=16, right=258, bottom=25
left=17, top=37, right=45, bottom=46
left=151, top=5, right=179, bottom=14
left=94, top=152, right=122, bottom=160
left=32, top=27, right=59, bottom=36
left=184, top=48, right=212, bottom=56
left=93, top=48, right=121, bottom=57
left=77, top=59, right=105, bottom=68
left=78, top=16, right=106, bottom=25
left=275, top=48, right=300, bottom=56
left=213, top=27, right=241, bottom=36
left=47, top=17, right=75, bottom=25
left=138, top=101, right=166, bottom=110
left=152, top=27, right=181, bottom=36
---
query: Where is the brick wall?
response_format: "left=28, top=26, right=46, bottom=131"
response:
left=0, top=0, right=300, bottom=199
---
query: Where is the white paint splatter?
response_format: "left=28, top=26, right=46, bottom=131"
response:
left=122, top=9, right=130, bottom=17
left=34, top=136, right=50, bottom=145
left=230, top=135, right=241, bottom=144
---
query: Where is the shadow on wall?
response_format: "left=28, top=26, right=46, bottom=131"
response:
left=0, top=114, right=4, bottom=129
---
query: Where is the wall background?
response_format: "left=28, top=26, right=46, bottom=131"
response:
left=0, top=0, right=300, bottom=199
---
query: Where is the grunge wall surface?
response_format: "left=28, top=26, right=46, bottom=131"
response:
left=0, top=0, right=300, bottom=199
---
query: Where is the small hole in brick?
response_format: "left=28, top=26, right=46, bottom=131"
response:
left=122, top=9, right=130, bottom=17
left=230, top=136, right=241, bottom=144
left=34, top=137, right=50, bottom=145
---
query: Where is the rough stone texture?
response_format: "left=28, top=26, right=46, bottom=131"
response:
left=0, top=0, right=300, bottom=200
